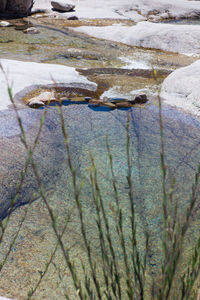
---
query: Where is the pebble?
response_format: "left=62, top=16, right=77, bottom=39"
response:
left=0, top=21, right=10, bottom=27
left=23, top=27, right=40, bottom=34
left=67, top=15, right=78, bottom=20
left=51, top=1, right=75, bottom=12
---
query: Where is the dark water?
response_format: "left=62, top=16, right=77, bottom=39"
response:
left=1, top=102, right=200, bottom=270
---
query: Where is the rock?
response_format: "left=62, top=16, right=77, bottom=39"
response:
left=0, top=21, right=11, bottom=27
left=0, top=59, right=96, bottom=111
left=84, top=97, right=91, bottom=101
left=109, top=97, right=129, bottom=103
left=102, top=102, right=117, bottom=109
left=67, top=15, right=78, bottom=20
left=14, top=22, right=31, bottom=31
left=72, top=22, right=200, bottom=55
left=5, top=0, right=34, bottom=16
left=28, top=99, right=45, bottom=108
left=0, top=0, right=7, bottom=12
left=161, top=60, right=200, bottom=116
left=132, top=94, right=148, bottom=104
left=28, top=91, right=56, bottom=106
left=24, top=27, right=40, bottom=34
left=115, top=102, right=132, bottom=108
left=51, top=1, right=75, bottom=12
left=88, top=99, right=101, bottom=107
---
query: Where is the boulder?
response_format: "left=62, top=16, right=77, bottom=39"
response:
left=2, top=0, right=34, bottom=16
left=0, top=0, right=7, bottom=12
left=51, top=1, right=75, bottom=12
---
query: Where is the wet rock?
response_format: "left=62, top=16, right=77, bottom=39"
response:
left=109, top=97, right=129, bottom=103
left=115, top=102, right=132, bottom=108
left=28, top=99, right=45, bottom=108
left=0, top=21, right=10, bottom=27
left=132, top=94, right=148, bottom=104
left=103, top=102, right=117, bottom=109
left=24, top=27, right=40, bottom=34
left=67, top=15, right=78, bottom=20
left=51, top=1, right=75, bottom=12
left=88, top=99, right=101, bottom=107
left=14, top=22, right=31, bottom=31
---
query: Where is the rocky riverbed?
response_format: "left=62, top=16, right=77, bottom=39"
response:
left=0, top=1, right=200, bottom=299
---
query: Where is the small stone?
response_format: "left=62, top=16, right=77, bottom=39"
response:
left=28, top=91, right=56, bottom=106
left=14, top=22, right=30, bottom=31
left=84, top=97, right=91, bottom=101
left=67, top=15, right=78, bottom=20
left=102, top=102, right=117, bottom=109
left=51, top=1, right=75, bottom=12
left=24, top=27, right=40, bottom=34
left=110, top=97, right=129, bottom=103
left=34, top=14, right=43, bottom=18
left=133, top=94, right=148, bottom=104
left=115, top=102, right=132, bottom=108
left=88, top=99, right=101, bottom=107
left=0, top=21, right=11, bottom=27
left=28, top=100, right=45, bottom=108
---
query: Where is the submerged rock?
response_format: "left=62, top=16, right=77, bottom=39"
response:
left=132, top=94, right=148, bottom=104
left=51, top=1, right=75, bottom=12
left=23, top=26, right=40, bottom=34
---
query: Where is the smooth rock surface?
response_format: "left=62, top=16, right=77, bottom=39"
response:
left=161, top=60, right=200, bottom=115
left=51, top=1, right=75, bottom=12
left=72, top=22, right=200, bottom=55
left=32, top=0, right=200, bottom=21
left=0, top=59, right=96, bottom=110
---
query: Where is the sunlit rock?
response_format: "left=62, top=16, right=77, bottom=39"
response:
left=0, top=59, right=97, bottom=110
left=72, top=22, right=200, bottom=55
left=161, top=60, right=200, bottom=116
left=51, top=1, right=75, bottom=12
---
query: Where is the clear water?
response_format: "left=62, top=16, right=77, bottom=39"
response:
left=0, top=17, right=200, bottom=297
left=1, top=102, right=200, bottom=269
